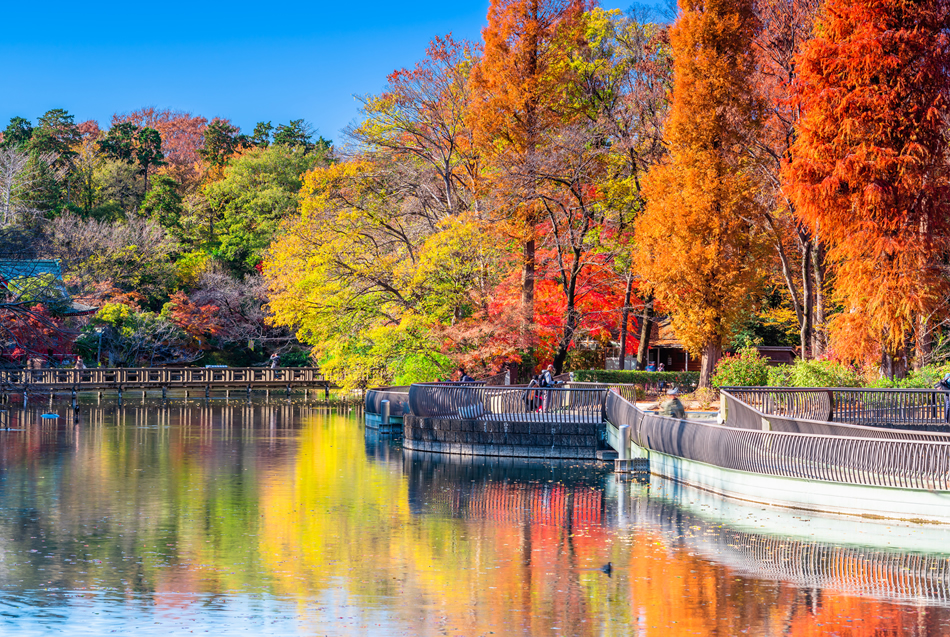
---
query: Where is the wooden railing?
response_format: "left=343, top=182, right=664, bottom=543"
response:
left=0, top=367, right=328, bottom=391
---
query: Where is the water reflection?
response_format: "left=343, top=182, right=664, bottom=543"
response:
left=0, top=398, right=947, bottom=635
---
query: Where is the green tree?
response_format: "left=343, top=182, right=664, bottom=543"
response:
left=139, top=175, right=184, bottom=233
left=199, top=118, right=241, bottom=167
left=250, top=121, right=274, bottom=147
left=99, top=121, right=138, bottom=163
left=30, top=109, right=81, bottom=168
left=135, top=127, right=165, bottom=192
left=1, top=117, right=34, bottom=149
left=204, top=145, right=326, bottom=272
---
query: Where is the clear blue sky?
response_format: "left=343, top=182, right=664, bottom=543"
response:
left=1, top=0, right=651, bottom=143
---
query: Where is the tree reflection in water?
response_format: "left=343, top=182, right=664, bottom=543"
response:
left=0, top=398, right=946, bottom=635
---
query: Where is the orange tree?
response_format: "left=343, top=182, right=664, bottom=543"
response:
left=634, top=0, right=767, bottom=388
left=783, top=0, right=950, bottom=374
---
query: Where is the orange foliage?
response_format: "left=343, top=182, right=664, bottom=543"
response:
left=113, top=107, right=209, bottom=188
left=783, top=0, right=950, bottom=362
left=166, top=291, right=222, bottom=345
left=634, top=0, right=767, bottom=386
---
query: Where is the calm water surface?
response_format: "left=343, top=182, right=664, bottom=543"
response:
left=1, top=397, right=949, bottom=636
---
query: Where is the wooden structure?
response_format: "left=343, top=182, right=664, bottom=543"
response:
left=0, top=367, right=330, bottom=400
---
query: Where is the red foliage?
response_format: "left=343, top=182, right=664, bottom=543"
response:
left=166, top=292, right=223, bottom=345
left=1, top=305, right=77, bottom=364
left=112, top=108, right=209, bottom=187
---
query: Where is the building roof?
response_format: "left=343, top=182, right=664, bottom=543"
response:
left=0, top=259, right=97, bottom=316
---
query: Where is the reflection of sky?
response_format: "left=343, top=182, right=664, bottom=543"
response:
left=0, top=399, right=949, bottom=635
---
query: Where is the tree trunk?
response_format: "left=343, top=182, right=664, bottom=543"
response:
left=811, top=241, right=827, bottom=356
left=636, top=296, right=655, bottom=370
left=699, top=338, right=722, bottom=389
left=618, top=275, right=634, bottom=371
left=800, top=240, right=813, bottom=358
left=521, top=238, right=535, bottom=328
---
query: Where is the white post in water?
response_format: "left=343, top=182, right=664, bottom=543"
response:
left=619, top=424, right=630, bottom=461
left=381, top=399, right=390, bottom=426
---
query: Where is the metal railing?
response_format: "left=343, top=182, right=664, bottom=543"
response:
left=364, top=386, right=411, bottom=417
left=408, top=383, right=606, bottom=423
left=605, top=391, right=950, bottom=490
left=0, top=367, right=327, bottom=390
left=725, top=386, right=950, bottom=429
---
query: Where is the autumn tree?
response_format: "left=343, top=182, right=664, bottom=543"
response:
left=635, top=0, right=767, bottom=387
left=469, top=0, right=591, bottom=329
left=749, top=0, right=822, bottom=357
left=783, top=0, right=950, bottom=375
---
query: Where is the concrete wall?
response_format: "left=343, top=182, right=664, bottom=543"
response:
left=403, top=414, right=603, bottom=459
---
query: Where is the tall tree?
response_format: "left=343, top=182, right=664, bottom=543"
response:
left=199, top=118, right=241, bottom=168
left=469, top=0, right=590, bottom=330
left=1, top=117, right=34, bottom=149
left=634, top=0, right=767, bottom=387
left=783, top=0, right=950, bottom=374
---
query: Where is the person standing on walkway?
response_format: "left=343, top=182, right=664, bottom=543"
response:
left=660, top=388, right=686, bottom=419
left=938, top=373, right=950, bottom=421
left=269, top=352, right=280, bottom=369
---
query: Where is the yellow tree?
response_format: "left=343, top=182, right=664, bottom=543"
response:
left=634, top=0, right=767, bottom=387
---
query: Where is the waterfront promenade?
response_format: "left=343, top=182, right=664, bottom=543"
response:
left=366, top=382, right=950, bottom=523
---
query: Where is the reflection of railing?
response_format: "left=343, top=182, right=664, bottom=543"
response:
left=0, top=367, right=328, bottom=390
left=641, top=496, right=950, bottom=606
left=725, top=386, right=950, bottom=429
left=364, top=386, right=411, bottom=417
left=409, top=384, right=605, bottom=423
left=605, top=391, right=950, bottom=490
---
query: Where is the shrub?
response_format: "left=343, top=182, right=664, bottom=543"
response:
left=711, top=347, right=769, bottom=387
left=573, top=369, right=700, bottom=388
left=786, top=359, right=863, bottom=387
left=766, top=365, right=792, bottom=386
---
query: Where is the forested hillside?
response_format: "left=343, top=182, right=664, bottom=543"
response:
left=1, top=108, right=330, bottom=368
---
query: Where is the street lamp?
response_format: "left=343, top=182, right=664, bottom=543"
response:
left=95, top=327, right=105, bottom=368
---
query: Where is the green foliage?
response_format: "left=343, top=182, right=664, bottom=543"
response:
left=711, top=347, right=770, bottom=387
left=278, top=350, right=312, bottom=367
left=139, top=175, right=183, bottom=230
left=204, top=145, right=325, bottom=272
left=867, top=363, right=950, bottom=389
left=200, top=118, right=241, bottom=167
left=7, top=273, right=70, bottom=313
left=1, top=116, right=34, bottom=149
left=785, top=359, right=863, bottom=388
left=175, top=250, right=212, bottom=287
left=766, top=364, right=792, bottom=386
left=573, top=369, right=701, bottom=387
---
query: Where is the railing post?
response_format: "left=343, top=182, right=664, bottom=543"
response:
left=619, top=424, right=630, bottom=461
left=381, top=399, right=390, bottom=425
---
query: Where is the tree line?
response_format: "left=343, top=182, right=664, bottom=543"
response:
left=264, top=0, right=950, bottom=389
left=0, top=106, right=330, bottom=367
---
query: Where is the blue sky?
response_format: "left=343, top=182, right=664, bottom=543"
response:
left=1, top=0, right=650, bottom=143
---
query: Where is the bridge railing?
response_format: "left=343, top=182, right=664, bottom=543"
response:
left=408, top=383, right=606, bottom=423
left=605, top=390, right=950, bottom=490
left=723, top=386, right=950, bottom=428
left=0, top=367, right=326, bottom=388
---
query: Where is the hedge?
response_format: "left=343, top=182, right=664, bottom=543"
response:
left=573, top=369, right=700, bottom=387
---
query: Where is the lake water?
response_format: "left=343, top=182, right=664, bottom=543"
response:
left=1, top=396, right=949, bottom=636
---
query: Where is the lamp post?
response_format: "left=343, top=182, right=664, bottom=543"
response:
left=95, top=327, right=105, bottom=368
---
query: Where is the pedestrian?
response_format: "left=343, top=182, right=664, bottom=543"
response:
left=269, top=352, right=280, bottom=369
left=937, top=373, right=950, bottom=421
left=660, top=388, right=686, bottom=419
left=541, top=364, right=555, bottom=387
left=74, top=357, right=86, bottom=370
left=456, top=367, right=474, bottom=382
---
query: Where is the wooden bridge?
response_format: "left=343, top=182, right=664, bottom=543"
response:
left=0, top=367, right=332, bottom=399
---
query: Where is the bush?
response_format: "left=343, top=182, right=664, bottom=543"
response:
left=712, top=347, right=770, bottom=387
left=866, top=363, right=950, bottom=389
left=766, top=365, right=792, bottom=386
left=786, top=359, right=863, bottom=387
left=573, top=369, right=700, bottom=388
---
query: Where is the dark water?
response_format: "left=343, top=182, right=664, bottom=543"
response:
left=0, top=397, right=949, bottom=636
